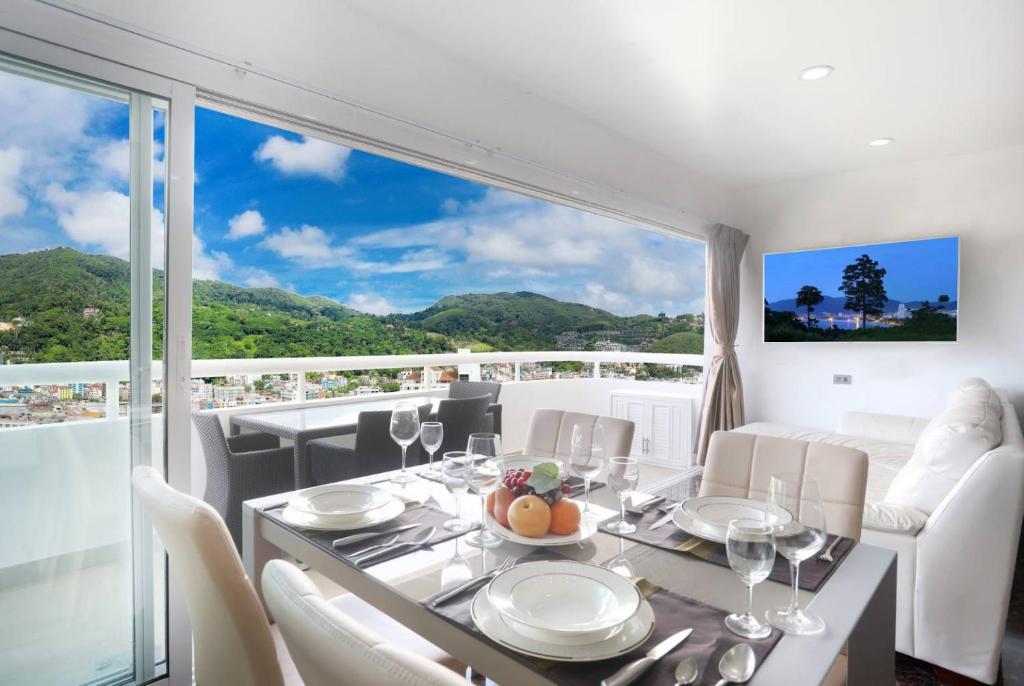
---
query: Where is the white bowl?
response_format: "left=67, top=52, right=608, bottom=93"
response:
left=673, top=495, right=791, bottom=543
left=289, top=484, right=393, bottom=519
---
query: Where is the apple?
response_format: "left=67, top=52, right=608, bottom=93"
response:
left=493, top=485, right=516, bottom=528
left=507, top=495, right=552, bottom=538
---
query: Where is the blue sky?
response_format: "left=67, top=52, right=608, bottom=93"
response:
left=0, top=70, right=706, bottom=316
left=764, top=237, right=959, bottom=303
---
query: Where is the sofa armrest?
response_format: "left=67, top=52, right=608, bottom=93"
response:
left=837, top=411, right=930, bottom=445
left=912, top=443, right=1024, bottom=682
left=227, top=432, right=281, bottom=453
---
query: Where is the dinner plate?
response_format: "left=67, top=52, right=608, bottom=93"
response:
left=289, top=483, right=392, bottom=518
left=471, top=586, right=655, bottom=662
left=672, top=496, right=791, bottom=543
left=279, top=495, right=405, bottom=531
left=487, top=561, right=641, bottom=637
left=484, top=506, right=595, bottom=547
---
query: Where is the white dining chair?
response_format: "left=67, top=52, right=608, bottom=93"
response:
left=131, top=466, right=464, bottom=685
left=522, top=408, right=635, bottom=459
left=262, top=560, right=467, bottom=686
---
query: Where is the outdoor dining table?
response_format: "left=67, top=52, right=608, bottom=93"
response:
left=243, top=464, right=896, bottom=686
left=230, top=395, right=441, bottom=489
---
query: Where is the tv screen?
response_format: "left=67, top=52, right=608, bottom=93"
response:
left=763, top=236, right=959, bottom=342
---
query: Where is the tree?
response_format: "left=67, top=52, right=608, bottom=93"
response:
left=795, top=285, right=824, bottom=327
left=937, top=294, right=950, bottom=310
left=839, top=254, right=888, bottom=329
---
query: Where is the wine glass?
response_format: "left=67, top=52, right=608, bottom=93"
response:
left=606, top=456, right=639, bottom=534
left=606, top=536, right=636, bottom=578
left=389, top=402, right=421, bottom=484
left=464, top=433, right=503, bottom=549
left=725, top=519, right=776, bottom=639
left=420, top=421, right=444, bottom=472
left=765, top=473, right=828, bottom=635
left=569, top=423, right=604, bottom=512
left=441, top=451, right=473, bottom=532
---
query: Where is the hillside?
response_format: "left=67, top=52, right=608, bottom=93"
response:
left=0, top=248, right=703, bottom=362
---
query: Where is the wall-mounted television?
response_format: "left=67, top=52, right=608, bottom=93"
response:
left=763, top=236, right=959, bottom=342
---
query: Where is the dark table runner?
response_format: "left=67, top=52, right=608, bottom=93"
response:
left=426, top=552, right=782, bottom=686
left=598, top=505, right=855, bottom=592
left=263, top=503, right=477, bottom=567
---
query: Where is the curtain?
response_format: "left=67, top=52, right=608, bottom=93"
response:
left=696, top=223, right=750, bottom=464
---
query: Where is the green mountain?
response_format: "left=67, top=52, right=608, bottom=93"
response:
left=0, top=248, right=703, bottom=362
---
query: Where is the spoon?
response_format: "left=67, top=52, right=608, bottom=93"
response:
left=715, top=643, right=756, bottom=685
left=355, top=526, right=437, bottom=567
left=674, top=656, right=699, bottom=685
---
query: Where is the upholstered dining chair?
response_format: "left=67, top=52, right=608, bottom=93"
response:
left=446, top=381, right=502, bottom=435
left=522, top=409, right=635, bottom=460
left=262, top=560, right=466, bottom=686
left=131, top=466, right=465, bottom=686
left=307, top=403, right=432, bottom=484
left=434, top=395, right=493, bottom=456
left=192, top=410, right=294, bottom=551
left=701, top=430, right=870, bottom=540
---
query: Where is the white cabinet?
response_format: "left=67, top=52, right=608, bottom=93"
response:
left=610, top=390, right=695, bottom=467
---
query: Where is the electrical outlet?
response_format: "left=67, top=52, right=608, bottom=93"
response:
left=833, top=374, right=853, bottom=385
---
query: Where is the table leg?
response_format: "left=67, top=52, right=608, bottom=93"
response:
left=229, top=416, right=240, bottom=436
left=243, top=502, right=279, bottom=612
left=846, top=553, right=897, bottom=685
left=294, top=437, right=310, bottom=489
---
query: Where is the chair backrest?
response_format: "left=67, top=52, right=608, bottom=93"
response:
left=262, top=560, right=465, bottom=686
left=191, top=411, right=231, bottom=526
left=700, top=431, right=869, bottom=540
left=436, top=395, right=493, bottom=455
left=448, top=380, right=501, bottom=403
left=522, top=409, right=635, bottom=459
left=353, top=404, right=432, bottom=474
left=131, top=466, right=284, bottom=686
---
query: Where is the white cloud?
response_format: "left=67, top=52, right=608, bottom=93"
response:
left=192, top=232, right=233, bottom=280
left=254, top=135, right=350, bottom=180
left=227, top=209, right=267, bottom=239
left=0, top=147, right=28, bottom=221
left=242, top=269, right=281, bottom=288
left=260, top=224, right=352, bottom=266
left=345, top=293, right=399, bottom=315
left=579, top=283, right=631, bottom=311
left=92, top=139, right=166, bottom=184
left=44, top=184, right=138, bottom=260
left=353, top=248, right=453, bottom=274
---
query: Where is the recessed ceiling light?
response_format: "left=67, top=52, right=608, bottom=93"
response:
left=570, top=190, right=580, bottom=196
left=799, top=65, right=834, bottom=81
left=463, top=158, right=478, bottom=166
left=868, top=138, right=894, bottom=147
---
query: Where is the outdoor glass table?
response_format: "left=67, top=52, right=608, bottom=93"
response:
left=243, top=464, right=896, bottom=685
left=231, top=395, right=440, bottom=488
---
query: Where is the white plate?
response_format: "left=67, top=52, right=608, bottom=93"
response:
left=279, top=496, right=405, bottom=531
left=487, top=561, right=641, bottom=636
left=289, top=483, right=392, bottom=518
left=672, top=496, right=791, bottom=543
left=484, top=504, right=595, bottom=547
left=471, top=586, right=655, bottom=661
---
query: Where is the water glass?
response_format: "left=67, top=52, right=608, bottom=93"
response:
left=420, top=421, right=444, bottom=472
left=389, top=402, right=420, bottom=484
left=440, top=451, right=472, bottom=532
left=725, top=519, right=776, bottom=639
left=765, top=473, right=828, bottom=635
left=465, top=433, right=503, bottom=548
left=569, top=423, right=604, bottom=512
left=606, top=456, right=639, bottom=534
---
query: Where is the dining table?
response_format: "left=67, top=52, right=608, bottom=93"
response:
left=230, top=394, right=441, bottom=488
left=243, top=463, right=896, bottom=686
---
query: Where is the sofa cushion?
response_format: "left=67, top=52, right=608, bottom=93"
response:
left=863, top=502, right=929, bottom=534
left=884, top=378, right=1003, bottom=515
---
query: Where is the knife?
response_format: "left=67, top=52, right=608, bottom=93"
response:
left=600, top=628, right=693, bottom=686
left=649, top=503, right=682, bottom=530
left=332, top=523, right=420, bottom=548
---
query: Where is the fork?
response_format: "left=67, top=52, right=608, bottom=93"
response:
left=817, top=536, right=843, bottom=563
left=427, top=556, right=518, bottom=607
left=348, top=534, right=400, bottom=558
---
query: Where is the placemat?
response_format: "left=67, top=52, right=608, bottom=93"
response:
left=598, top=504, right=855, bottom=592
left=262, top=502, right=478, bottom=567
left=418, top=469, right=605, bottom=497
left=427, top=557, right=781, bottom=686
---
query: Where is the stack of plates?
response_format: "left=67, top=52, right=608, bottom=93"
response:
left=470, top=561, right=655, bottom=661
left=672, top=495, right=791, bottom=543
left=281, top=484, right=405, bottom=530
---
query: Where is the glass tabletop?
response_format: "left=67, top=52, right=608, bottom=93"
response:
left=234, top=395, right=440, bottom=433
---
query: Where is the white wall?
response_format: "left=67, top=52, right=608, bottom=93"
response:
left=722, top=145, right=1024, bottom=429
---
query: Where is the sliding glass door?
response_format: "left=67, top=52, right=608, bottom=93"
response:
left=0, top=59, right=173, bottom=685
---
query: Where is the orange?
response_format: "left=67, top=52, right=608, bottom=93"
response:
left=549, top=499, right=581, bottom=535
left=507, top=495, right=552, bottom=538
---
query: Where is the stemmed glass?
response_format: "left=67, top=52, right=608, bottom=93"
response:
left=725, top=519, right=776, bottom=639
left=464, top=433, right=503, bottom=549
left=420, top=421, right=444, bottom=472
left=765, top=473, right=828, bottom=635
left=440, top=451, right=473, bottom=532
left=569, top=423, right=604, bottom=512
left=389, top=402, right=420, bottom=484
left=606, top=456, right=639, bottom=534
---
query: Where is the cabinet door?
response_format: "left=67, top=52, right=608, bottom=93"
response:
left=646, top=400, right=693, bottom=466
left=611, top=396, right=646, bottom=458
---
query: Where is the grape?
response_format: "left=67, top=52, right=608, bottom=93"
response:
left=523, top=471, right=533, bottom=479
left=560, top=484, right=570, bottom=494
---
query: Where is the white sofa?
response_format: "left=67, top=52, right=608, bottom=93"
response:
left=733, top=381, right=1024, bottom=684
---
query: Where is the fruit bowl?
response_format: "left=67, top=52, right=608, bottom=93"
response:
left=485, top=462, right=592, bottom=546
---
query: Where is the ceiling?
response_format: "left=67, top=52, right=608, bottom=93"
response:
left=61, top=0, right=1024, bottom=196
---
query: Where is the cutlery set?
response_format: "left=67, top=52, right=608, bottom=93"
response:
left=602, top=632, right=758, bottom=686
